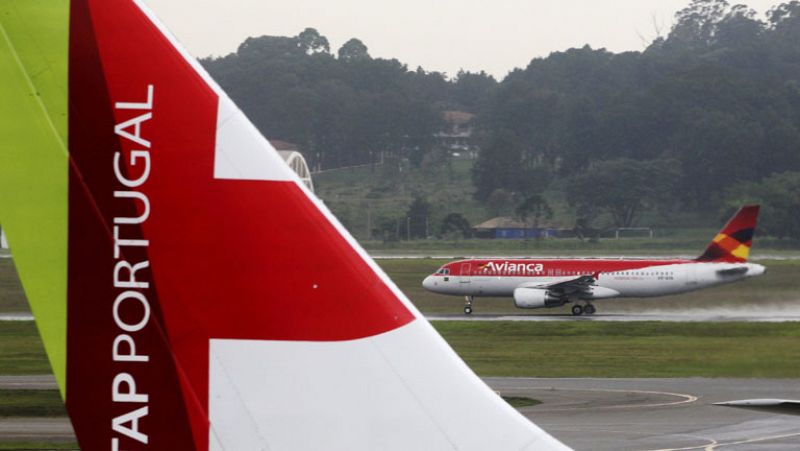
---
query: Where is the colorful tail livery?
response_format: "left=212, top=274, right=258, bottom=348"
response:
left=696, top=205, right=760, bottom=263
left=0, top=1, right=569, bottom=450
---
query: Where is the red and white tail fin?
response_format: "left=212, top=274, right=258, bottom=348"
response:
left=5, top=0, right=574, bottom=449
left=696, top=205, right=760, bottom=263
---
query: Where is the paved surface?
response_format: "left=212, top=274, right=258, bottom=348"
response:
left=0, top=375, right=58, bottom=390
left=0, top=417, right=75, bottom=442
left=8, top=310, right=800, bottom=323
left=8, top=311, right=800, bottom=323
left=372, top=254, right=800, bottom=261
left=2, top=376, right=798, bottom=449
left=487, top=377, right=800, bottom=450
left=0, top=313, right=34, bottom=321
left=427, top=310, right=800, bottom=322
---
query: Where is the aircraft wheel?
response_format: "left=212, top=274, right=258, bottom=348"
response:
left=571, top=304, right=584, bottom=316
left=584, top=304, right=596, bottom=315
left=464, top=306, right=473, bottom=315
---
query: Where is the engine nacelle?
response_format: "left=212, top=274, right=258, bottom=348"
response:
left=513, top=288, right=564, bottom=309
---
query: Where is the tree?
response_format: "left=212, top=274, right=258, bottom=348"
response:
left=440, top=213, right=472, bottom=239
left=338, top=38, right=370, bottom=61
left=472, top=129, right=525, bottom=200
left=484, top=189, right=516, bottom=217
left=452, top=70, right=497, bottom=111
left=405, top=196, right=432, bottom=239
left=297, top=28, right=330, bottom=54
left=565, top=159, right=681, bottom=228
left=726, top=171, right=800, bottom=239
left=515, top=195, right=553, bottom=229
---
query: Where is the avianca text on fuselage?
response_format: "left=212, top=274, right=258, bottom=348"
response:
left=481, top=261, right=545, bottom=275
left=110, top=85, right=155, bottom=449
left=423, top=206, right=766, bottom=316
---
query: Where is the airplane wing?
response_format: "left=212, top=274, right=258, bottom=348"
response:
left=520, top=275, right=598, bottom=296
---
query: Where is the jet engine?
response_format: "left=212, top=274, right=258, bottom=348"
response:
left=513, top=288, right=564, bottom=309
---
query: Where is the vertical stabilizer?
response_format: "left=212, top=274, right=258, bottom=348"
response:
left=1, top=0, right=570, bottom=450
left=697, top=205, right=760, bottom=262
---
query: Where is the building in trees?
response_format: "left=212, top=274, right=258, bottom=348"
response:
left=436, top=111, right=476, bottom=156
left=472, top=217, right=561, bottom=239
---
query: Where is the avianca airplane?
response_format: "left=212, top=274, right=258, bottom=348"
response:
left=0, top=0, right=570, bottom=450
left=423, top=206, right=765, bottom=315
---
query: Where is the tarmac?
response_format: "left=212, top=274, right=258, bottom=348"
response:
left=487, top=377, right=800, bottom=451
left=427, top=309, right=800, bottom=322
left=2, top=376, right=798, bottom=449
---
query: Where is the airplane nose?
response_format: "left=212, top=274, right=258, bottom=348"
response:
left=422, top=276, right=435, bottom=291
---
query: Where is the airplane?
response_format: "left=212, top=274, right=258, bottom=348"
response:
left=423, top=206, right=765, bottom=315
left=0, top=0, right=571, bottom=449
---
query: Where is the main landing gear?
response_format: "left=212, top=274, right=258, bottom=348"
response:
left=571, top=303, right=596, bottom=316
left=464, top=296, right=474, bottom=315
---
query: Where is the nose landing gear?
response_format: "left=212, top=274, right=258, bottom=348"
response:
left=464, top=296, right=474, bottom=315
left=571, top=303, right=596, bottom=316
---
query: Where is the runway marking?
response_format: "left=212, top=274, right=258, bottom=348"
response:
left=427, top=313, right=800, bottom=323
left=505, top=386, right=698, bottom=410
left=0, top=314, right=34, bottom=322
left=643, top=431, right=800, bottom=450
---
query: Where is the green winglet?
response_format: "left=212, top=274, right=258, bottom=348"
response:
left=0, top=0, right=69, bottom=399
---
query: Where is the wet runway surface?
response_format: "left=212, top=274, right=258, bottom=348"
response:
left=427, top=311, right=800, bottom=322
left=488, top=378, right=800, bottom=450
left=3, top=376, right=798, bottom=449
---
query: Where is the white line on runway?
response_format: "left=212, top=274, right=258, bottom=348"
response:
left=507, top=386, right=698, bottom=410
left=427, top=313, right=800, bottom=323
left=0, top=314, right=34, bottom=321
left=645, top=431, right=800, bottom=451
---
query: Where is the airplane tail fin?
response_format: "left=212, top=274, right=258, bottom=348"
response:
left=696, top=205, right=760, bottom=263
left=1, top=1, right=569, bottom=449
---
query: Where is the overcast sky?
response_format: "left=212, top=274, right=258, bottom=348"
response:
left=145, top=0, right=782, bottom=79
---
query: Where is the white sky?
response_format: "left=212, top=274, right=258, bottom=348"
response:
left=145, top=0, right=782, bottom=79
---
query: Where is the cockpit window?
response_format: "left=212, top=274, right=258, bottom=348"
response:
left=435, top=268, right=450, bottom=275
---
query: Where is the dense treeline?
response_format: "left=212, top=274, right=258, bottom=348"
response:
left=475, top=0, right=800, bottom=220
left=204, top=0, right=800, bottom=237
left=203, top=30, right=493, bottom=169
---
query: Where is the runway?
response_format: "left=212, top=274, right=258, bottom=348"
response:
left=427, top=310, right=800, bottom=322
left=487, top=377, right=800, bottom=450
left=2, top=376, right=798, bottom=449
left=372, top=254, right=800, bottom=261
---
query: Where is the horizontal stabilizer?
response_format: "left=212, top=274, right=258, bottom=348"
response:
left=714, top=399, right=800, bottom=416
left=716, top=266, right=749, bottom=277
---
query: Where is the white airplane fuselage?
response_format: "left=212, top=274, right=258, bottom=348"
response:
left=423, top=259, right=765, bottom=301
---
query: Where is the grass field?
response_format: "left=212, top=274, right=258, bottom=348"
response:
left=0, top=389, right=65, bottom=417
left=2, top=317, right=799, bottom=379
left=0, top=322, right=50, bottom=375
left=433, top=321, right=800, bottom=378
left=0, top=257, right=27, bottom=312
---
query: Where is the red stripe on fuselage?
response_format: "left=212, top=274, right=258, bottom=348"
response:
left=441, top=259, right=693, bottom=277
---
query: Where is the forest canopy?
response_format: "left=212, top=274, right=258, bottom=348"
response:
left=203, top=1, right=800, bottom=233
